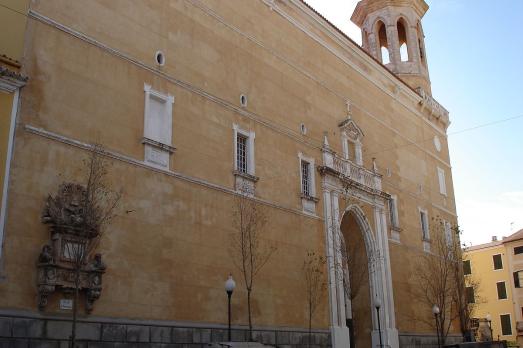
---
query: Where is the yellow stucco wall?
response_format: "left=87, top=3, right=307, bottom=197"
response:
left=0, top=0, right=459, bottom=337
left=466, top=243, right=517, bottom=341
left=0, top=0, right=29, bottom=62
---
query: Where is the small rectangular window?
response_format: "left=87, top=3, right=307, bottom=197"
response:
left=420, top=209, right=429, bottom=240
left=493, top=254, right=503, bottom=270
left=500, top=314, right=512, bottom=336
left=389, top=195, right=399, bottom=229
left=463, top=260, right=471, bottom=275
left=514, top=271, right=523, bottom=288
left=497, top=281, right=507, bottom=300
left=437, top=167, right=447, bottom=196
left=466, top=286, right=475, bottom=304
left=143, top=84, right=175, bottom=169
left=515, top=246, right=523, bottom=255
left=236, top=134, right=248, bottom=174
left=301, top=160, right=310, bottom=196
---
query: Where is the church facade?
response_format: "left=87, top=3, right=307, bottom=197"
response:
left=0, top=0, right=461, bottom=347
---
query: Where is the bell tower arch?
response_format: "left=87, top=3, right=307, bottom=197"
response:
left=351, top=0, right=432, bottom=94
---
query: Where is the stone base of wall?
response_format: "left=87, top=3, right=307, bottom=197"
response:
left=399, top=332, right=463, bottom=348
left=0, top=311, right=331, bottom=348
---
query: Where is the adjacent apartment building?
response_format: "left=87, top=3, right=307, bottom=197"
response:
left=0, top=1, right=461, bottom=347
left=464, top=229, right=523, bottom=344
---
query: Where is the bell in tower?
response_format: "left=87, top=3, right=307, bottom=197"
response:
left=351, top=0, right=432, bottom=95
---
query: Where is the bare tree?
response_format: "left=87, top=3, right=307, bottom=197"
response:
left=302, top=251, right=326, bottom=347
left=229, top=184, right=276, bottom=341
left=413, top=217, right=465, bottom=345
left=67, top=145, right=122, bottom=347
left=450, top=225, right=482, bottom=341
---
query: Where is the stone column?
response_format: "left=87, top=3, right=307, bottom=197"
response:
left=408, top=25, right=422, bottom=68
left=373, top=205, right=399, bottom=348
left=386, top=23, right=400, bottom=69
left=367, top=32, right=379, bottom=60
left=331, top=191, right=346, bottom=327
left=322, top=188, right=337, bottom=328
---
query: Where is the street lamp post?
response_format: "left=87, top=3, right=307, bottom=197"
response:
left=486, top=314, right=492, bottom=342
left=432, top=305, right=441, bottom=348
left=225, top=274, right=236, bottom=342
left=375, top=297, right=383, bottom=348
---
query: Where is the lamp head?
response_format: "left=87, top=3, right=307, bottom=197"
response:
left=374, top=297, right=382, bottom=309
left=432, top=304, right=440, bottom=315
left=225, top=274, right=236, bottom=294
left=486, top=313, right=492, bottom=322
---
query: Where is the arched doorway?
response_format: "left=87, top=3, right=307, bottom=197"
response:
left=340, top=207, right=373, bottom=348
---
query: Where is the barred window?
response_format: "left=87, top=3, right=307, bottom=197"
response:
left=236, top=134, right=248, bottom=174
left=301, top=160, right=310, bottom=196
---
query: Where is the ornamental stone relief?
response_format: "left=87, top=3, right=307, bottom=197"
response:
left=37, top=183, right=106, bottom=313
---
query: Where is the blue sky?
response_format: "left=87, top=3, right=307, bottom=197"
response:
left=305, top=0, right=523, bottom=245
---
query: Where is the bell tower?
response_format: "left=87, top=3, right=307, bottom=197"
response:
left=351, top=0, right=432, bottom=95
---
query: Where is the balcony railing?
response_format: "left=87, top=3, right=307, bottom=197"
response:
left=322, top=146, right=382, bottom=192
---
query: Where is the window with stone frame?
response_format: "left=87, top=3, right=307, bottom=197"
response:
left=388, top=195, right=399, bottom=229
left=301, top=160, right=311, bottom=197
left=493, top=254, right=503, bottom=270
left=500, top=314, right=512, bottom=336
left=236, top=134, right=248, bottom=174
left=232, top=124, right=255, bottom=177
left=513, top=271, right=523, bottom=288
left=497, top=281, right=507, bottom=300
left=419, top=209, right=429, bottom=241
left=437, top=167, right=447, bottom=196
left=143, top=84, right=175, bottom=169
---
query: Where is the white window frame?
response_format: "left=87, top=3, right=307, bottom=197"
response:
left=389, top=194, right=400, bottom=229
left=298, top=153, right=316, bottom=198
left=437, top=167, right=447, bottom=196
left=144, top=83, right=174, bottom=145
left=233, top=124, right=255, bottom=176
left=143, top=83, right=175, bottom=169
left=419, top=208, right=430, bottom=241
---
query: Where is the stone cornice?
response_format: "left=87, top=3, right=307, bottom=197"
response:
left=351, top=0, right=429, bottom=27
left=0, top=66, right=28, bottom=93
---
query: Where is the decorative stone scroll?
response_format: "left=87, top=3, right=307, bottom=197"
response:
left=37, top=183, right=106, bottom=313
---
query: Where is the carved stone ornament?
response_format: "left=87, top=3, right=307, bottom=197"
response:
left=338, top=117, right=364, bottom=142
left=37, top=183, right=106, bottom=313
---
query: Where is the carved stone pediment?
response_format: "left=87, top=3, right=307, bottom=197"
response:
left=38, top=183, right=106, bottom=313
left=338, top=117, right=364, bottom=142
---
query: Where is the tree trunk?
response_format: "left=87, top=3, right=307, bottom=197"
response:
left=247, top=289, right=253, bottom=341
